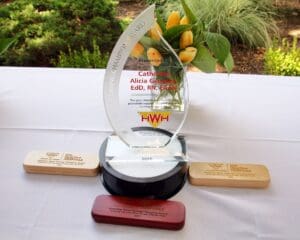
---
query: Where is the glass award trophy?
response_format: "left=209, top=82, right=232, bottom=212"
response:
left=100, top=5, right=189, bottom=199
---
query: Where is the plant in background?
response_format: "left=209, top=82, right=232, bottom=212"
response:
left=131, top=0, right=234, bottom=110
left=0, top=37, right=17, bottom=56
left=264, top=38, right=300, bottom=76
left=146, top=0, right=182, bottom=16
left=53, top=40, right=109, bottom=68
left=148, top=0, right=278, bottom=48
left=0, top=37, right=17, bottom=80
left=0, top=0, right=122, bottom=67
left=187, top=0, right=278, bottom=47
left=136, top=0, right=234, bottom=72
left=119, top=17, right=133, bottom=31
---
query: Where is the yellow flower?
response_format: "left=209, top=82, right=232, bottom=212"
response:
left=179, top=47, right=197, bottom=64
left=180, top=16, right=189, bottom=25
left=180, top=30, right=193, bottom=49
left=147, top=47, right=163, bottom=67
left=166, top=11, right=180, bottom=30
left=149, top=22, right=163, bottom=41
left=130, top=43, right=144, bottom=58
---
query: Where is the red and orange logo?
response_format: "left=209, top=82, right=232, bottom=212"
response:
left=139, top=111, right=171, bottom=128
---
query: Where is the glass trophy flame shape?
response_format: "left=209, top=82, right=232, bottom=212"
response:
left=100, top=5, right=189, bottom=199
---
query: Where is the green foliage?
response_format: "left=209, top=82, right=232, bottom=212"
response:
left=224, top=52, right=234, bottom=72
left=145, top=0, right=234, bottom=72
left=204, top=32, right=230, bottom=64
left=53, top=40, right=108, bottom=68
left=192, top=45, right=217, bottom=73
left=180, top=0, right=233, bottom=72
left=0, top=37, right=17, bottom=55
left=199, top=32, right=233, bottom=72
left=0, top=0, right=122, bottom=67
left=146, top=0, right=182, bottom=15
left=119, top=17, right=132, bottom=31
left=264, top=38, right=300, bottom=76
left=179, top=0, right=196, bottom=23
left=188, top=0, right=278, bottom=48
left=148, top=0, right=278, bottom=48
left=163, top=25, right=191, bottom=43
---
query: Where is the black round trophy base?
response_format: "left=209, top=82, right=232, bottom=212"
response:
left=99, top=127, right=188, bottom=199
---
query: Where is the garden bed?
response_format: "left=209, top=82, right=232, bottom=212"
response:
left=117, top=0, right=299, bottom=75
left=1, top=0, right=299, bottom=75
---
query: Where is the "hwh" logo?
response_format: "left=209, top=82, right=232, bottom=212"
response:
left=139, top=111, right=171, bottom=128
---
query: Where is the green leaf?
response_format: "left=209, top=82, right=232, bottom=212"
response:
left=180, top=0, right=197, bottom=24
left=192, top=45, right=217, bottom=73
left=139, top=36, right=160, bottom=49
left=156, top=12, right=166, bottom=33
left=139, top=36, right=167, bottom=54
left=224, top=52, right=234, bottom=73
left=192, top=23, right=205, bottom=45
left=204, top=32, right=231, bottom=64
left=0, top=37, right=17, bottom=55
left=192, top=21, right=204, bottom=35
left=163, top=24, right=191, bottom=43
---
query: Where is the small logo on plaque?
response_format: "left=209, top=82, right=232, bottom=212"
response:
left=208, top=163, right=224, bottom=170
left=139, top=111, right=170, bottom=128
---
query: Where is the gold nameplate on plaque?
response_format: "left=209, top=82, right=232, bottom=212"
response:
left=23, top=151, right=100, bottom=176
left=189, top=162, right=270, bottom=188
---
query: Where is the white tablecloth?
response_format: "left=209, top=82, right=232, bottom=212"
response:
left=0, top=67, right=300, bottom=240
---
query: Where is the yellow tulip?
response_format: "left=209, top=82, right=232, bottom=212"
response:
left=166, top=11, right=180, bottom=30
left=149, top=22, right=163, bottom=41
left=130, top=43, right=144, bottom=58
left=180, top=30, right=193, bottom=49
left=147, top=47, right=163, bottom=67
left=180, top=16, right=189, bottom=25
left=179, top=47, right=197, bottom=64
